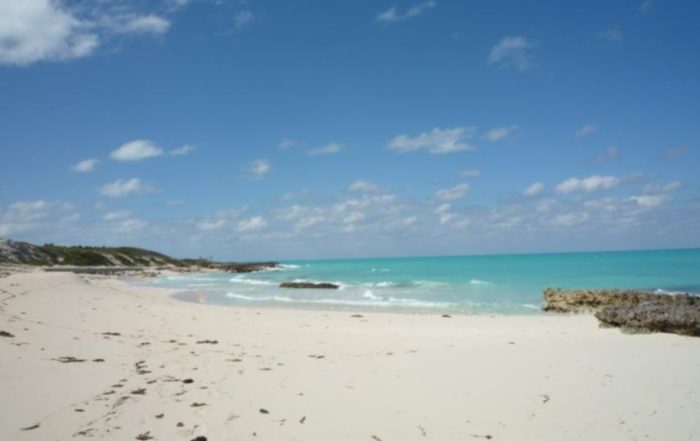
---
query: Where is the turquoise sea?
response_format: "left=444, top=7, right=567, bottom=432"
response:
left=151, top=248, right=700, bottom=314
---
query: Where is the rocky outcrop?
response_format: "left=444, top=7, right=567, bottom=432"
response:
left=542, top=288, right=657, bottom=313
left=595, top=295, right=700, bottom=336
left=543, top=288, right=700, bottom=337
left=280, top=282, right=339, bottom=289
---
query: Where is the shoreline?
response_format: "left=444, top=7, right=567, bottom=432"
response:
left=2, top=269, right=700, bottom=440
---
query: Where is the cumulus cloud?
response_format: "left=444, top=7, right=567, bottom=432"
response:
left=233, top=10, right=255, bottom=29
left=0, top=0, right=99, bottom=66
left=434, top=183, right=470, bottom=201
left=71, top=158, right=99, bottom=173
left=376, top=1, right=436, bottom=24
left=0, top=1, right=173, bottom=66
left=106, top=15, right=171, bottom=35
left=170, top=144, right=197, bottom=156
left=307, top=142, right=343, bottom=156
left=387, top=127, right=476, bottom=154
left=349, top=180, right=380, bottom=193
left=110, top=140, right=163, bottom=161
left=237, top=216, right=267, bottom=232
left=0, top=199, right=74, bottom=236
left=575, top=124, right=598, bottom=138
left=488, top=36, right=534, bottom=71
left=523, top=182, right=544, bottom=197
left=483, top=125, right=517, bottom=142
left=598, top=28, right=623, bottom=42
left=459, top=169, right=480, bottom=179
left=555, top=175, right=621, bottom=193
left=248, top=159, right=271, bottom=179
left=434, top=203, right=455, bottom=225
left=97, top=178, right=153, bottom=197
left=628, top=195, right=665, bottom=209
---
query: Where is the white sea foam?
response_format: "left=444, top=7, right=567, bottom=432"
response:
left=225, top=292, right=294, bottom=302
left=224, top=290, right=452, bottom=309
left=363, top=289, right=380, bottom=300
left=469, top=279, right=493, bottom=286
left=229, top=276, right=276, bottom=286
left=366, top=281, right=398, bottom=288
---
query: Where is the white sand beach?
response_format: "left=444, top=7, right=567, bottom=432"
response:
left=2, top=269, right=700, bottom=440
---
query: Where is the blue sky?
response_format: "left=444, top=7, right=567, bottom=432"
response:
left=1, top=0, right=699, bottom=260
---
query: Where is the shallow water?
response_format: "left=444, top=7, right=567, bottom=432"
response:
left=151, top=248, right=700, bottom=314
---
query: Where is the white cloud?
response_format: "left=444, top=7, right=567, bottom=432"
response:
left=170, top=144, right=196, bottom=156
left=639, top=0, right=654, bottom=13
left=197, top=218, right=227, bottom=231
left=0, top=199, right=74, bottom=236
left=278, top=138, right=298, bottom=150
left=598, top=28, right=623, bottom=42
left=575, top=124, right=598, bottom=138
left=434, top=183, right=470, bottom=201
left=628, top=195, right=665, bottom=209
left=237, top=216, right=267, bottom=232
left=459, top=169, right=480, bottom=178
left=523, top=182, right=544, bottom=197
left=249, top=159, right=271, bottom=179
left=556, top=175, right=621, bottom=193
left=387, top=126, right=476, bottom=154
left=295, top=215, right=325, bottom=231
left=108, top=15, right=171, bottom=35
left=0, top=2, right=173, bottom=67
left=376, top=1, right=436, bottom=24
left=103, top=210, right=131, bottom=221
left=234, top=10, right=255, bottom=29
left=483, top=125, right=517, bottom=142
left=349, top=180, right=379, bottom=192
left=110, top=140, right=163, bottom=161
left=71, top=158, right=99, bottom=173
left=488, top=36, right=534, bottom=71
left=0, top=0, right=99, bottom=66
left=307, top=142, right=343, bottom=156
left=434, top=203, right=455, bottom=225
left=97, top=178, right=153, bottom=197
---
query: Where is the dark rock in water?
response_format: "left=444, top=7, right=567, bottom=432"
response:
left=595, top=295, right=700, bottom=336
left=222, top=262, right=279, bottom=273
left=280, top=282, right=339, bottom=289
left=542, top=288, right=658, bottom=313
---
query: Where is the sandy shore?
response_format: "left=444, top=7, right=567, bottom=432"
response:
left=1, top=270, right=700, bottom=440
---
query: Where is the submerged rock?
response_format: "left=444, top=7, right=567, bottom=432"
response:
left=595, top=295, right=700, bottom=336
left=280, top=282, right=339, bottom=289
left=542, top=288, right=657, bottom=313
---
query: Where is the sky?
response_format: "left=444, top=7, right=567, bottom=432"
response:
left=1, top=0, right=699, bottom=261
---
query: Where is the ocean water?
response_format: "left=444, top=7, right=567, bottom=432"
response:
left=151, top=248, right=700, bottom=315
